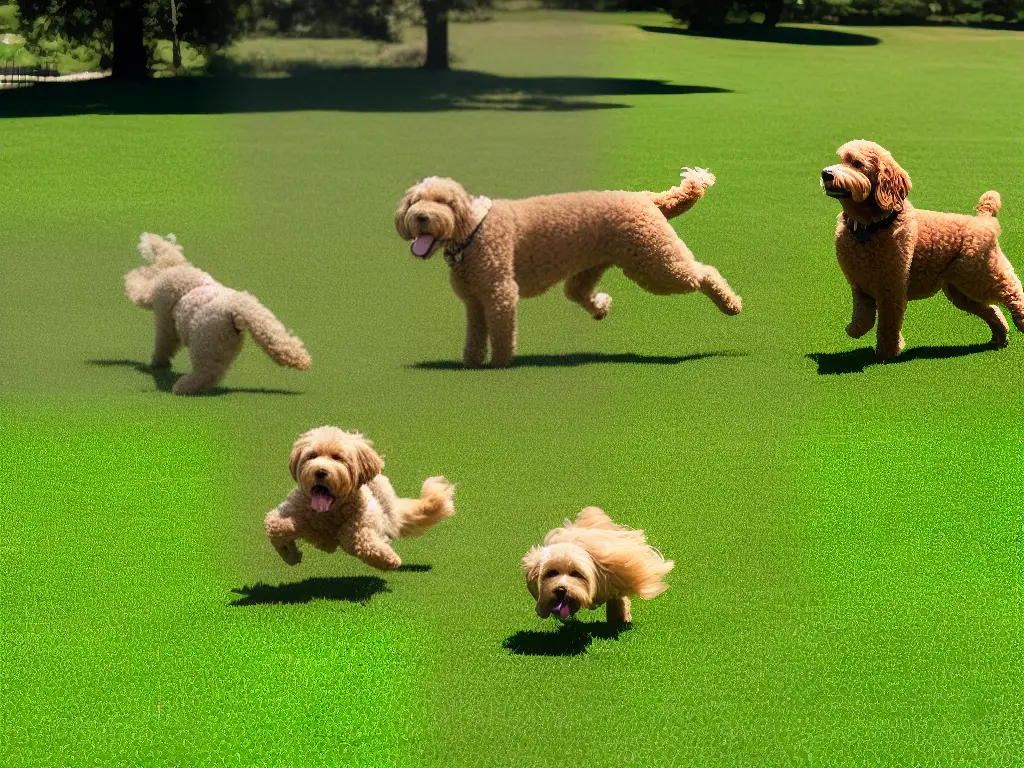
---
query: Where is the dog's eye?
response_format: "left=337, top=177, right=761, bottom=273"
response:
left=850, top=159, right=862, bottom=169
left=544, top=569, right=559, bottom=579
left=570, top=570, right=585, bottom=581
left=330, top=453, right=343, bottom=461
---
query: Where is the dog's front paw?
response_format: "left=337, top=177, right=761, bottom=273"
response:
left=681, top=167, right=716, bottom=189
left=274, top=540, right=302, bottom=566
left=846, top=322, right=870, bottom=339
left=876, top=334, right=905, bottom=360
left=723, top=294, right=742, bottom=316
left=463, top=350, right=487, bottom=368
left=591, top=292, right=612, bottom=320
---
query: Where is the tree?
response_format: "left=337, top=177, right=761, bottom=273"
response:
left=419, top=0, right=491, bottom=71
left=17, top=0, right=243, bottom=80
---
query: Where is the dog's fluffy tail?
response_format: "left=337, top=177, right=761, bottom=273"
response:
left=124, top=233, right=188, bottom=308
left=976, top=191, right=1001, bottom=217
left=230, top=292, right=312, bottom=370
left=396, top=476, right=455, bottom=538
left=646, top=167, right=716, bottom=219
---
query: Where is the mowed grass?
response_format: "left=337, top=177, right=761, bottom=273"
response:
left=1, top=10, right=1023, bottom=766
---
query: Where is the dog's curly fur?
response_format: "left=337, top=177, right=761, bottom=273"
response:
left=822, top=140, right=1024, bottom=358
left=124, top=233, right=312, bottom=394
left=264, top=426, right=455, bottom=571
left=395, top=170, right=742, bottom=368
left=521, top=507, right=674, bottom=626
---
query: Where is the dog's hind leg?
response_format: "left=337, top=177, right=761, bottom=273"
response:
left=994, top=250, right=1024, bottom=333
left=564, top=264, right=613, bottom=319
left=172, top=319, right=243, bottom=395
left=621, top=238, right=742, bottom=316
left=943, top=283, right=1008, bottom=347
left=151, top=311, right=181, bottom=368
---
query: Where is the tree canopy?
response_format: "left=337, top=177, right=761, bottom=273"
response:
left=17, top=0, right=243, bottom=79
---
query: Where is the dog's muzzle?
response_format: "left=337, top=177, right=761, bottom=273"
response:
left=821, top=169, right=850, bottom=199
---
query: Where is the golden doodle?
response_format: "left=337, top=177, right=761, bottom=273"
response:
left=522, top=507, right=674, bottom=626
left=822, top=140, right=1024, bottom=358
left=264, top=427, right=455, bottom=571
left=395, top=169, right=742, bottom=368
left=124, top=233, right=311, bottom=395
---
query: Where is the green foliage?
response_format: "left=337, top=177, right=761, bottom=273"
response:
left=15, top=0, right=243, bottom=73
left=241, top=0, right=398, bottom=40
left=0, top=4, right=19, bottom=33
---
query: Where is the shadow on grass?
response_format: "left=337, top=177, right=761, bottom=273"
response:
left=87, top=358, right=302, bottom=396
left=503, top=621, right=630, bottom=657
left=807, top=343, right=995, bottom=375
left=414, top=350, right=745, bottom=370
left=639, top=23, right=881, bottom=46
left=395, top=563, right=432, bottom=573
left=230, top=576, right=389, bottom=606
left=0, top=66, right=732, bottom=117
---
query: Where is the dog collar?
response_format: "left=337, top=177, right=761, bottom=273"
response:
left=444, top=196, right=492, bottom=268
left=846, top=210, right=899, bottom=243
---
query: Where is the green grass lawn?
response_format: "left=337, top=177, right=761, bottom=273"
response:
left=2, top=10, right=1022, bottom=766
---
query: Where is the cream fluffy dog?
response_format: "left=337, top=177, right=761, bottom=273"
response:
left=522, top=507, right=674, bottom=626
left=394, top=169, right=742, bottom=368
left=264, top=426, right=455, bottom=571
left=822, top=140, right=1024, bottom=358
left=124, top=233, right=311, bottom=394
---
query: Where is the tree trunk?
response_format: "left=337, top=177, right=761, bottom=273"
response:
left=170, top=0, right=182, bottom=73
left=111, top=1, right=147, bottom=80
left=763, top=0, right=783, bottom=28
left=689, top=0, right=729, bottom=31
left=422, top=1, right=449, bottom=71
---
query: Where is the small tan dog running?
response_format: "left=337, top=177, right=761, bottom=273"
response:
left=821, top=140, right=1024, bottom=358
left=264, top=427, right=455, bottom=571
left=395, top=169, right=741, bottom=368
left=522, top=507, right=674, bottom=626
left=124, top=233, right=311, bottom=394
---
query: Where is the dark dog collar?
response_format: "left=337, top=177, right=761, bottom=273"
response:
left=846, top=210, right=899, bottom=243
left=444, top=212, right=489, bottom=268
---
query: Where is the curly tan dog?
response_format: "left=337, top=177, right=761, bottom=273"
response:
left=822, top=140, right=1024, bottom=359
left=124, top=233, right=311, bottom=394
left=395, top=169, right=742, bottom=367
left=264, top=427, right=455, bottom=571
left=521, top=507, right=674, bottom=626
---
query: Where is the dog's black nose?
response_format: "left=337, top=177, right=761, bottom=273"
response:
left=315, top=469, right=327, bottom=480
left=416, top=213, right=429, bottom=223
left=554, top=586, right=567, bottom=599
left=821, top=169, right=834, bottom=182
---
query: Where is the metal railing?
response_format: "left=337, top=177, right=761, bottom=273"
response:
left=0, top=58, right=61, bottom=88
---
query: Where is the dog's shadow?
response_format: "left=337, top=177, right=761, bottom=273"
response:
left=503, top=621, right=630, bottom=657
left=229, top=576, right=390, bottom=606
left=87, top=359, right=302, bottom=395
left=415, top=351, right=745, bottom=370
left=808, top=343, right=996, bottom=375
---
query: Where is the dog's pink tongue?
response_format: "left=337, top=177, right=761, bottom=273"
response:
left=310, top=492, right=332, bottom=513
left=411, top=234, right=435, bottom=258
left=552, top=602, right=571, bottom=620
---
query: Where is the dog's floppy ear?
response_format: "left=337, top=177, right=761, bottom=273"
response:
left=588, top=538, right=674, bottom=600
left=347, top=434, right=384, bottom=487
left=394, top=192, right=413, bottom=240
left=874, top=152, right=911, bottom=211
left=521, top=546, right=545, bottom=599
left=288, top=432, right=312, bottom=482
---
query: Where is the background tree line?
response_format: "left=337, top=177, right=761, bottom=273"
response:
left=7, top=0, right=1021, bottom=83
left=545, top=0, right=1024, bottom=26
